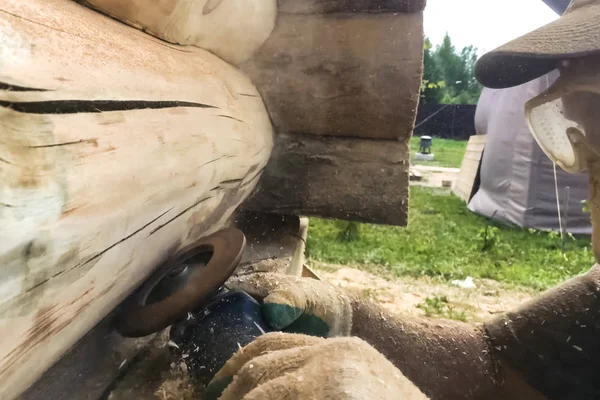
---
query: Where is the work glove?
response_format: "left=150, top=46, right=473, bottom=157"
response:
left=205, top=332, right=429, bottom=400
left=226, top=272, right=353, bottom=337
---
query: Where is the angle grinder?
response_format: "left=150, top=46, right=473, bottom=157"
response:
left=116, top=227, right=271, bottom=385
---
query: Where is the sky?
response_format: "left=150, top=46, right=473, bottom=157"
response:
left=424, top=0, right=559, bottom=54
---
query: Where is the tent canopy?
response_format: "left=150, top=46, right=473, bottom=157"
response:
left=468, top=70, right=591, bottom=234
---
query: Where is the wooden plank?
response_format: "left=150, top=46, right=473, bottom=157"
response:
left=277, top=0, right=427, bottom=14
left=466, top=145, right=485, bottom=152
left=78, top=0, right=278, bottom=64
left=468, top=135, right=486, bottom=144
left=0, top=0, right=273, bottom=398
left=452, top=135, right=486, bottom=202
left=243, top=133, right=409, bottom=226
left=240, top=12, right=424, bottom=140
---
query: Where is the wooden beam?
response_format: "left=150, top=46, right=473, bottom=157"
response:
left=243, top=133, right=409, bottom=226
left=78, top=0, right=277, bottom=64
left=240, top=12, right=424, bottom=140
left=0, top=0, right=272, bottom=398
left=277, top=0, right=427, bottom=14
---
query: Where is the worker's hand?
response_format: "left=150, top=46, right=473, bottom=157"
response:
left=227, top=273, right=352, bottom=337
left=205, top=332, right=429, bottom=400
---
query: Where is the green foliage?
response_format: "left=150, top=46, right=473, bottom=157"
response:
left=410, top=136, right=467, bottom=168
left=336, top=221, right=361, bottom=242
left=421, top=33, right=482, bottom=105
left=478, top=226, right=500, bottom=252
left=307, top=186, right=594, bottom=290
left=417, top=295, right=468, bottom=322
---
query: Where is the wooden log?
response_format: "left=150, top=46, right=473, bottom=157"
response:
left=243, top=133, right=409, bottom=226
left=277, top=0, right=427, bottom=14
left=79, top=1, right=424, bottom=140
left=0, top=0, right=273, bottom=398
left=20, top=314, right=158, bottom=400
left=240, top=12, right=424, bottom=140
left=77, top=0, right=278, bottom=64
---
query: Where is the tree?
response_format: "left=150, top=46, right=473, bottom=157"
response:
left=421, top=38, right=446, bottom=104
left=421, top=33, right=482, bottom=105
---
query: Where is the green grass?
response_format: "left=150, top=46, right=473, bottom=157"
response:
left=410, top=136, right=467, bottom=168
left=307, top=186, right=594, bottom=290
left=417, top=296, right=468, bottom=322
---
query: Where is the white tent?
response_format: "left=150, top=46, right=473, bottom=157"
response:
left=468, top=70, right=591, bottom=234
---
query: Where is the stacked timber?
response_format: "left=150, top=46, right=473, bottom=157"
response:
left=0, top=0, right=425, bottom=398
left=242, top=0, right=424, bottom=225
left=78, top=0, right=425, bottom=225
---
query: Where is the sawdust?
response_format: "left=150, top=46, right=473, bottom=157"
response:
left=107, top=330, right=202, bottom=400
left=154, top=376, right=197, bottom=400
left=314, top=263, right=534, bottom=322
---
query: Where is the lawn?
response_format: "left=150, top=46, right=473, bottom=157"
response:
left=307, top=186, right=594, bottom=291
left=410, top=136, right=467, bottom=168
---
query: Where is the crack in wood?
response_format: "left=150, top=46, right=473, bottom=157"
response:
left=27, top=139, right=95, bottom=148
left=217, top=114, right=244, bottom=123
left=17, top=209, right=175, bottom=295
left=148, top=197, right=211, bottom=236
left=0, top=156, right=14, bottom=165
left=220, top=178, right=244, bottom=185
left=0, top=8, right=92, bottom=41
left=200, top=155, right=234, bottom=168
left=0, top=202, right=15, bottom=208
left=0, top=99, right=217, bottom=115
left=200, top=156, right=225, bottom=168
left=238, top=93, right=259, bottom=98
left=0, top=82, right=48, bottom=92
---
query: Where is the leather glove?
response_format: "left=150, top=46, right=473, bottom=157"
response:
left=227, top=273, right=353, bottom=337
left=205, top=332, right=429, bottom=400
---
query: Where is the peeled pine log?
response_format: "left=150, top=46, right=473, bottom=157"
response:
left=77, top=0, right=424, bottom=141
left=0, top=0, right=273, bottom=398
left=78, top=0, right=278, bottom=64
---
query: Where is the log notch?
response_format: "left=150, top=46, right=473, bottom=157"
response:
left=240, top=0, right=424, bottom=225
left=0, top=0, right=273, bottom=398
left=77, top=0, right=278, bottom=65
left=72, top=0, right=424, bottom=225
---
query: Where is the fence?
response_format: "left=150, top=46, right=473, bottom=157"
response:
left=414, top=104, right=476, bottom=140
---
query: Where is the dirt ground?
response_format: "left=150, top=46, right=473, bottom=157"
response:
left=411, top=165, right=460, bottom=188
left=314, top=263, right=534, bottom=322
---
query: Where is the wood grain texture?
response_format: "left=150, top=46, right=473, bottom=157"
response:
left=240, top=12, right=424, bottom=140
left=0, top=0, right=273, bottom=398
left=453, top=135, right=486, bottom=202
left=78, top=0, right=277, bottom=64
left=243, top=133, right=410, bottom=225
left=20, top=314, right=157, bottom=400
left=277, top=0, right=427, bottom=14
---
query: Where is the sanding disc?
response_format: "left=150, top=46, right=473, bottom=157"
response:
left=116, top=227, right=245, bottom=337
